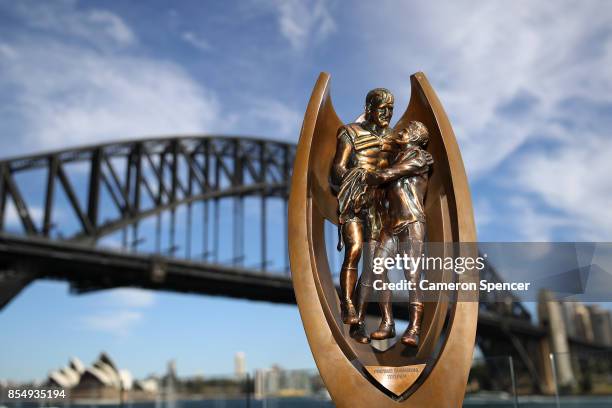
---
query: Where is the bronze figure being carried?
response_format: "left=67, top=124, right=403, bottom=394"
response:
left=366, top=120, right=433, bottom=346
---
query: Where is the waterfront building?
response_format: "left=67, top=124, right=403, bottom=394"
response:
left=255, top=365, right=281, bottom=398
left=254, top=365, right=317, bottom=398
left=574, top=303, right=595, bottom=342
left=538, top=290, right=575, bottom=388
left=560, top=302, right=578, bottom=338
left=133, top=377, right=160, bottom=394
left=234, top=351, right=246, bottom=379
left=588, top=305, right=612, bottom=346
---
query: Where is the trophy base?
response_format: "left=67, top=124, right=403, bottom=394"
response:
left=364, top=364, right=426, bottom=396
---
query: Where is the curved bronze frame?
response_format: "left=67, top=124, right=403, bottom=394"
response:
left=289, top=72, right=478, bottom=407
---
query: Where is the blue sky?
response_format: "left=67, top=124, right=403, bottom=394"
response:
left=1, top=0, right=612, bottom=382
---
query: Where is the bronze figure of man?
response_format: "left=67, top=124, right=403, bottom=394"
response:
left=366, top=120, right=433, bottom=346
left=331, top=88, right=399, bottom=343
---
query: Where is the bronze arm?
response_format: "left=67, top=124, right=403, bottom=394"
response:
left=366, top=151, right=428, bottom=186
left=331, top=130, right=353, bottom=188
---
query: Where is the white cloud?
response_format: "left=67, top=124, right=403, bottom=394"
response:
left=473, top=197, right=494, bottom=234
left=506, top=197, right=573, bottom=242
left=107, top=288, right=156, bottom=308
left=1, top=42, right=220, bottom=151
left=82, top=289, right=154, bottom=336
left=243, top=98, right=302, bottom=138
left=182, top=31, right=212, bottom=52
left=358, top=1, right=612, bottom=175
left=0, top=1, right=221, bottom=154
left=270, top=0, right=336, bottom=51
left=83, top=310, right=143, bottom=336
left=5, top=0, right=136, bottom=49
left=513, top=135, right=612, bottom=241
left=3, top=201, right=44, bottom=230
left=0, top=43, right=17, bottom=59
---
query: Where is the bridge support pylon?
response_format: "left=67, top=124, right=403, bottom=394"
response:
left=0, top=268, right=36, bottom=310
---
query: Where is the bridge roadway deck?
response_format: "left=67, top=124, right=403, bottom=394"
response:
left=0, top=234, right=296, bottom=304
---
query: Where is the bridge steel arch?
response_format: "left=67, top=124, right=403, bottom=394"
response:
left=0, top=136, right=295, bottom=308
left=0, top=136, right=294, bottom=242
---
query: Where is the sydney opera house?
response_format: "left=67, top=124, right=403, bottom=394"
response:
left=46, top=352, right=158, bottom=400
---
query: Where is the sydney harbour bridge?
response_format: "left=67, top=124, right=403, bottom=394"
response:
left=0, top=135, right=609, bottom=394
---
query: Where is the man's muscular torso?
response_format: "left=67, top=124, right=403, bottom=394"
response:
left=332, top=122, right=397, bottom=186
left=332, top=122, right=399, bottom=240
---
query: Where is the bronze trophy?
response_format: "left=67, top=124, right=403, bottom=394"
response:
left=289, top=72, right=477, bottom=406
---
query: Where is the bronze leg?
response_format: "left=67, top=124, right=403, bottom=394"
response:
left=350, top=233, right=380, bottom=344
left=401, top=303, right=424, bottom=347
left=369, top=230, right=396, bottom=341
left=339, top=220, right=362, bottom=325
left=400, top=222, right=425, bottom=347
left=350, top=270, right=372, bottom=344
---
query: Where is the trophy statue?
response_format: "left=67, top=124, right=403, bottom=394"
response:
left=289, top=72, right=478, bottom=406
